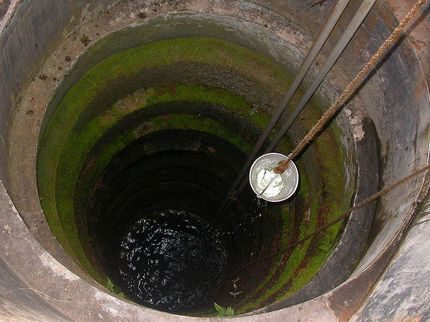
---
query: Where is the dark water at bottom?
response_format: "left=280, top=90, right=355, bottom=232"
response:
left=116, top=209, right=227, bottom=312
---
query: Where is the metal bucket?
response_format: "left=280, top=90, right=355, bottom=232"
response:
left=249, top=153, right=299, bottom=202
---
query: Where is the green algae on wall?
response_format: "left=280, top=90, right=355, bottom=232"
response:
left=37, top=36, right=293, bottom=282
left=37, top=36, right=351, bottom=310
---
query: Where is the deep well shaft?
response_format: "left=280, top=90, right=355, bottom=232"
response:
left=0, top=0, right=429, bottom=321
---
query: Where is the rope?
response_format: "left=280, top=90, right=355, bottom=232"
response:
left=217, top=162, right=430, bottom=291
left=220, top=2, right=429, bottom=288
left=251, top=164, right=430, bottom=265
left=274, top=0, right=428, bottom=174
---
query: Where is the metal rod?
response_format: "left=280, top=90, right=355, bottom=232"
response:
left=266, top=0, right=377, bottom=152
left=216, top=0, right=352, bottom=216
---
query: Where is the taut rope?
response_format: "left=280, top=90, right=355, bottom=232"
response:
left=274, top=0, right=428, bottom=174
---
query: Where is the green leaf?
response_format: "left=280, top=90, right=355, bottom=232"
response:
left=225, top=307, right=235, bottom=316
left=214, top=303, right=235, bottom=317
left=106, top=278, right=115, bottom=292
left=214, top=302, right=226, bottom=315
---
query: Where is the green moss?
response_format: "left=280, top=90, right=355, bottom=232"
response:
left=70, top=94, right=261, bottom=256
left=38, top=37, right=286, bottom=261
left=236, top=95, right=351, bottom=312
left=236, top=168, right=320, bottom=313
left=37, top=36, right=352, bottom=311
left=52, top=85, right=259, bottom=279
left=106, top=278, right=126, bottom=298
left=282, top=222, right=342, bottom=298
left=38, top=37, right=286, bottom=276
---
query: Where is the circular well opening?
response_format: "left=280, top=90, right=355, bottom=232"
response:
left=36, top=36, right=357, bottom=316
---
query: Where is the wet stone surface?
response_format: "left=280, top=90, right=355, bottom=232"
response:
left=115, top=209, right=227, bottom=313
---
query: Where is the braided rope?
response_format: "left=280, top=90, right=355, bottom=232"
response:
left=275, top=0, right=427, bottom=174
